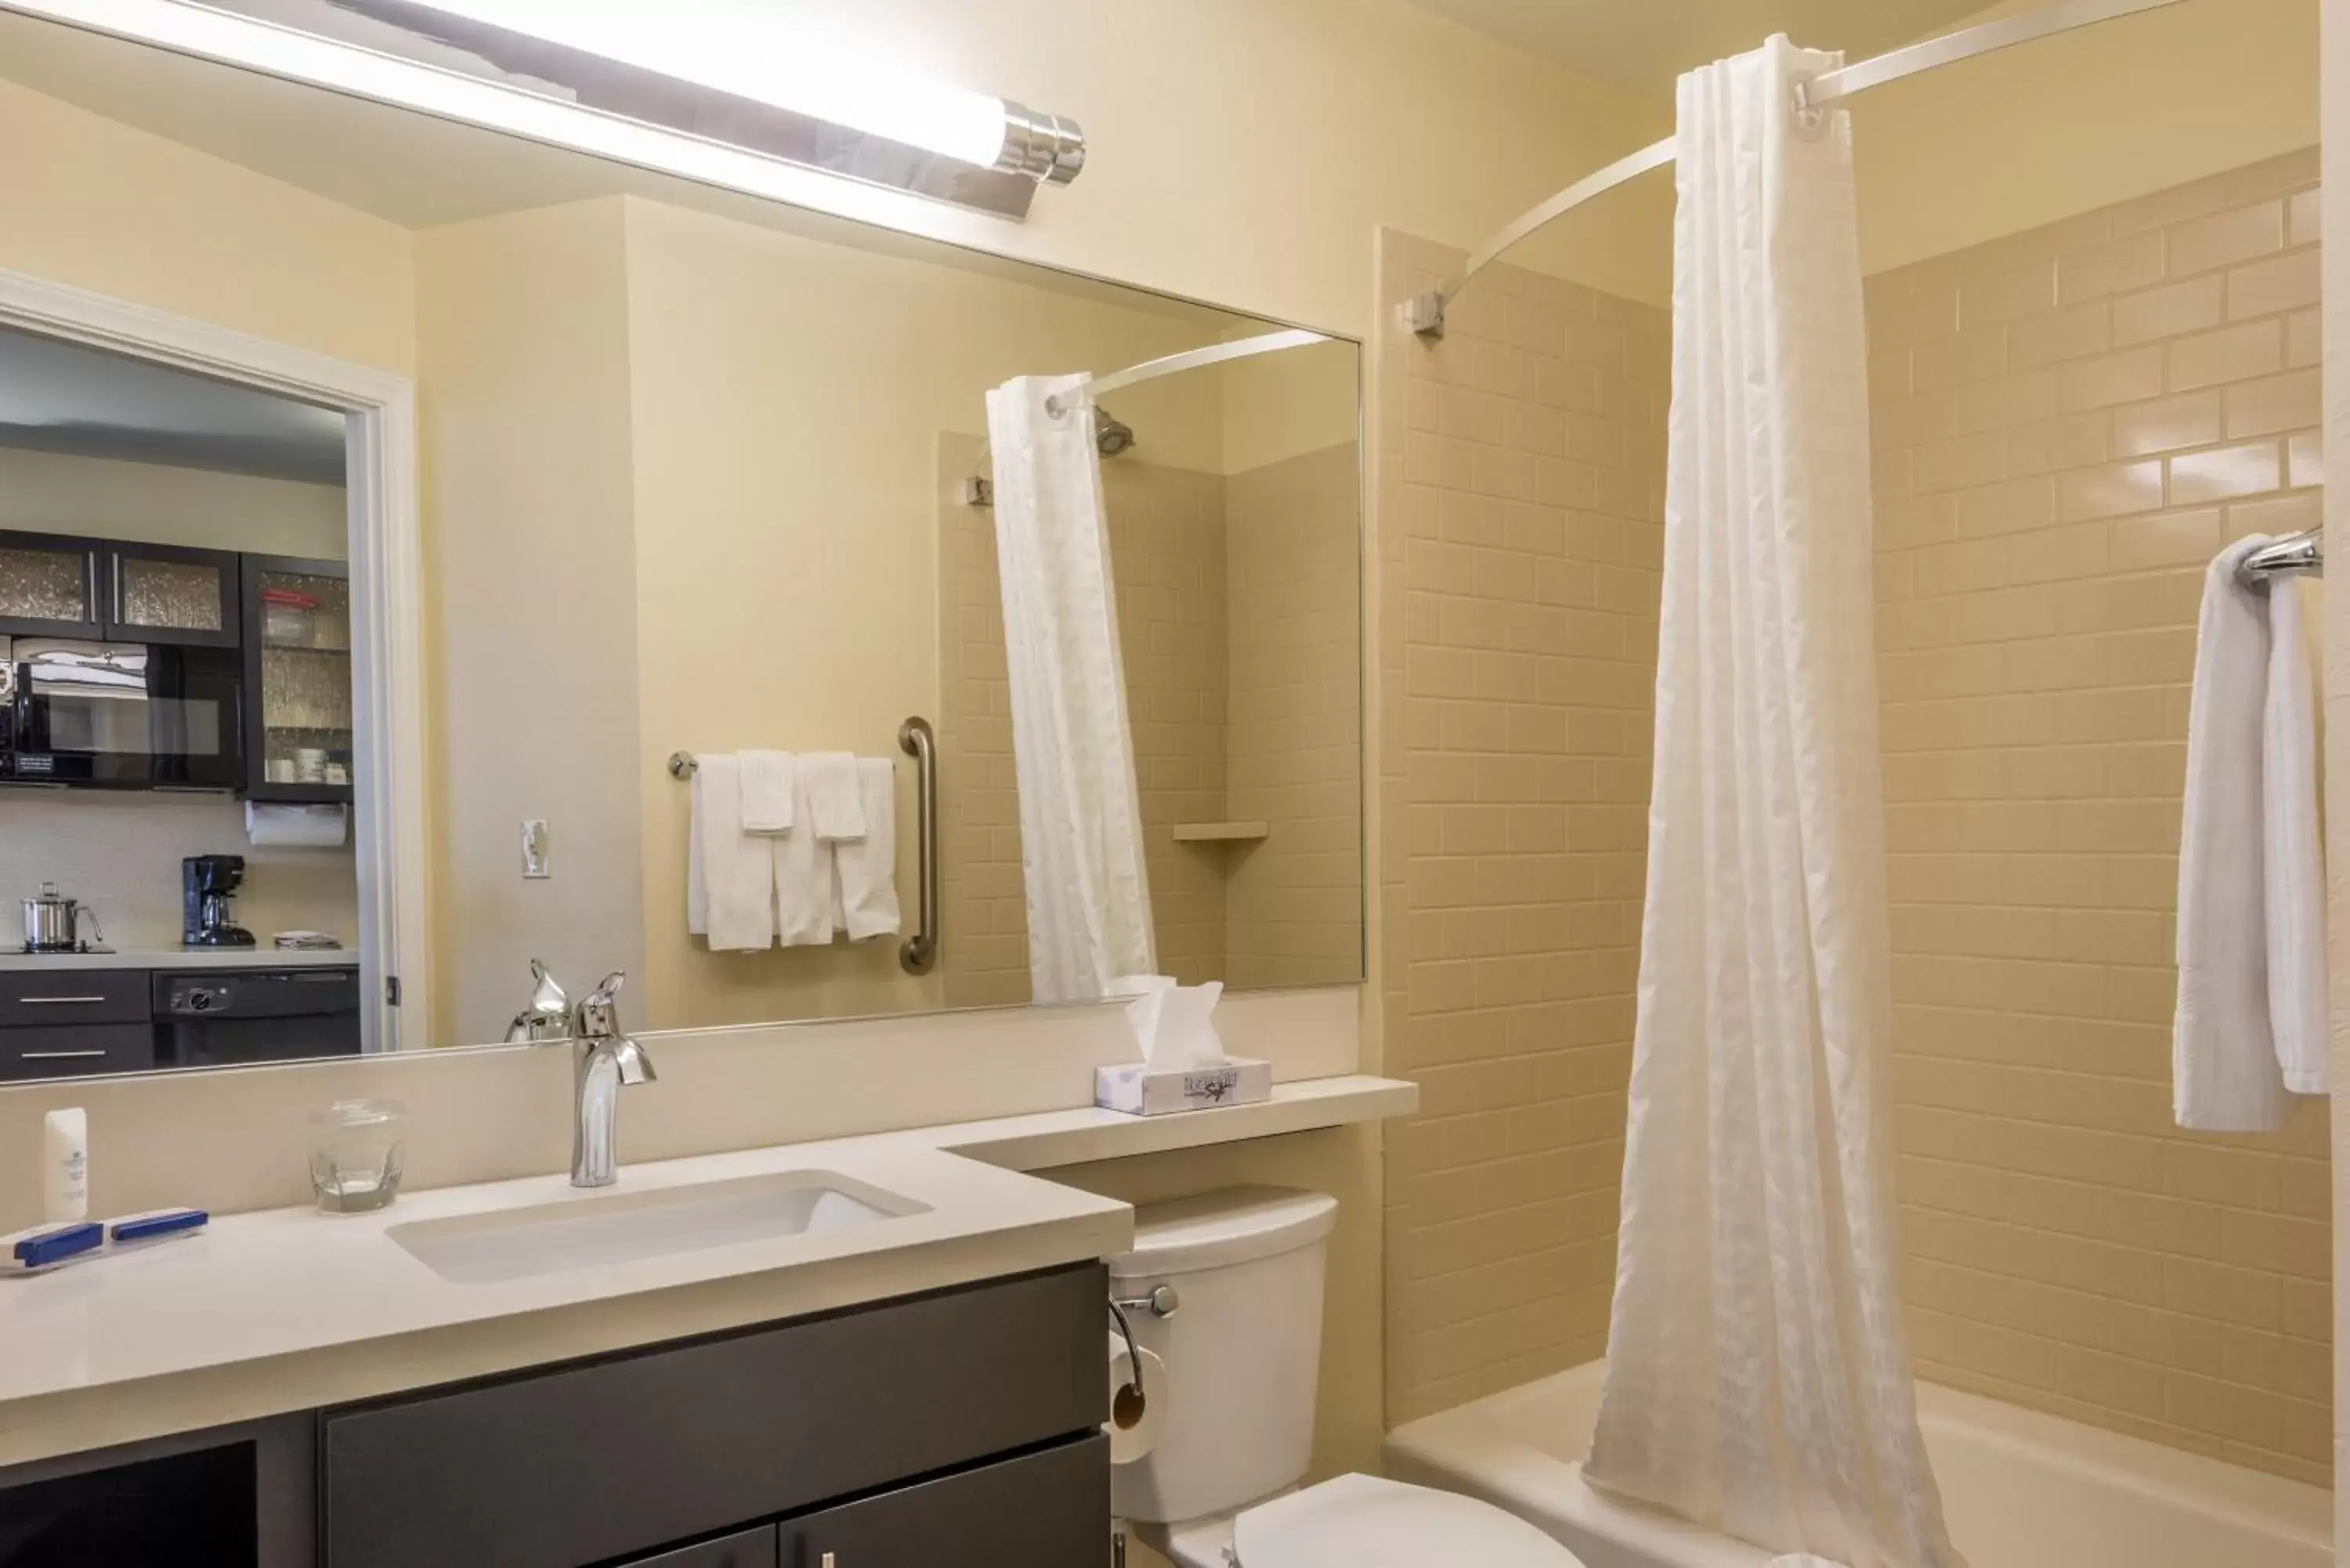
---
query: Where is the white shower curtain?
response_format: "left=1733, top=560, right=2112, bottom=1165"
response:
left=985, top=374, right=1158, bottom=1003
left=1582, top=38, right=1962, bottom=1568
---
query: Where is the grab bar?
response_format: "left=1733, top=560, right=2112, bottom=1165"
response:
left=898, top=715, right=938, bottom=975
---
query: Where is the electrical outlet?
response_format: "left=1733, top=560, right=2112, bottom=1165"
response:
left=521, top=818, right=550, bottom=879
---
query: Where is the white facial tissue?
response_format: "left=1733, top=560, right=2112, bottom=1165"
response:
left=1110, top=974, right=1224, bottom=1070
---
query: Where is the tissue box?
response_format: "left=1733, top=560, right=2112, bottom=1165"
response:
left=1094, top=1056, right=1272, bottom=1117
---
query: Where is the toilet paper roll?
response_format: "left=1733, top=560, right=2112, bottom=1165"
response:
left=1104, top=1330, right=1167, bottom=1466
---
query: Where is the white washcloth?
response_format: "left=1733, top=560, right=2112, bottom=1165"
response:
left=772, top=760, right=835, bottom=946
left=688, top=755, right=775, bottom=952
left=739, top=750, right=795, bottom=834
left=2174, top=537, right=2325, bottom=1130
left=832, top=757, right=902, bottom=941
left=801, top=752, right=866, bottom=841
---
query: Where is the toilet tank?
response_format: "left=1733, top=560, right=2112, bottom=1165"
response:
left=1110, top=1187, right=1339, bottom=1526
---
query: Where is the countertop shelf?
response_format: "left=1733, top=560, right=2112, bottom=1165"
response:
left=1171, top=821, right=1271, bottom=844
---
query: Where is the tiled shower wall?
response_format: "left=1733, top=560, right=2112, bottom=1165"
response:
left=1374, top=229, right=1669, bottom=1421
left=1376, top=147, right=2332, bottom=1480
left=936, top=438, right=1361, bottom=1006
left=1867, top=147, right=2330, bottom=1484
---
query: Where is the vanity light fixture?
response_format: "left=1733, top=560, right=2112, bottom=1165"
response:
left=226, top=0, right=1083, bottom=215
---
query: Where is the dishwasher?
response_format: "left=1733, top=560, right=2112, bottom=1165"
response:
left=153, top=966, right=362, bottom=1068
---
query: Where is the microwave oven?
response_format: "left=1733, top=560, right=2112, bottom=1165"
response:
left=0, top=636, right=244, bottom=789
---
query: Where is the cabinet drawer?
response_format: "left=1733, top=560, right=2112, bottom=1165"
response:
left=0, top=1023, right=154, bottom=1081
left=629, top=1524, right=778, bottom=1568
left=323, top=1263, right=1105, bottom=1568
left=783, top=1434, right=1107, bottom=1568
left=0, top=969, right=149, bottom=1027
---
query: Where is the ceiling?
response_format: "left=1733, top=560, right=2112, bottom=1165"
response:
left=1401, top=0, right=1998, bottom=94
left=0, top=328, right=349, bottom=484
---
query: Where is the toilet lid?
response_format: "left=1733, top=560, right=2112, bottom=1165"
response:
left=1233, top=1474, right=1583, bottom=1568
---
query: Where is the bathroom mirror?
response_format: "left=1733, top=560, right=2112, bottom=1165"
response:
left=0, top=6, right=1363, bottom=1072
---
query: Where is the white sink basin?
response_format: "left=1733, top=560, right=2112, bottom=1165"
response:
left=387, top=1170, right=925, bottom=1284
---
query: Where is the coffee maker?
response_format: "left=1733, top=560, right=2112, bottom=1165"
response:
left=183, top=855, right=255, bottom=948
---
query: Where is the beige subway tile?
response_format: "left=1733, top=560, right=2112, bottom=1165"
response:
left=2167, top=441, right=2282, bottom=505
left=2287, top=431, right=2321, bottom=490
left=2164, top=200, right=2283, bottom=278
left=2112, top=391, right=2222, bottom=458
left=2058, top=231, right=2165, bottom=305
left=2286, top=187, right=2320, bottom=247
left=2224, top=370, right=2319, bottom=440
left=2059, top=346, right=2165, bottom=412
left=2166, top=320, right=2283, bottom=392
left=2009, top=301, right=2113, bottom=370
left=2109, top=508, right=2222, bottom=572
left=1914, top=323, right=2010, bottom=389
left=2111, top=275, right=2223, bottom=346
left=2056, top=459, right=2164, bottom=523
left=2226, top=248, right=2321, bottom=320
left=2006, top=413, right=2110, bottom=478
left=1963, top=257, right=2059, bottom=327
left=2285, top=308, right=2320, bottom=370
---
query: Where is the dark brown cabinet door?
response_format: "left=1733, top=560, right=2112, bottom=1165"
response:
left=0, top=529, right=100, bottom=637
left=624, top=1525, right=778, bottom=1568
left=780, top=1437, right=1108, bottom=1568
left=103, top=542, right=240, bottom=648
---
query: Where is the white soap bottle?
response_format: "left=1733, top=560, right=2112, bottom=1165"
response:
left=44, top=1107, right=88, bottom=1223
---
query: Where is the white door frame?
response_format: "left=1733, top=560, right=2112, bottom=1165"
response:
left=0, top=267, right=428, bottom=1049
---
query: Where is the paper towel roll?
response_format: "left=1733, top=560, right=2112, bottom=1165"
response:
left=1104, top=1331, right=1167, bottom=1466
left=246, top=802, right=349, bottom=848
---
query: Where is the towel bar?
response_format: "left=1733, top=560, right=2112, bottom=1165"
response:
left=667, top=727, right=940, bottom=976
left=2237, top=528, right=2323, bottom=587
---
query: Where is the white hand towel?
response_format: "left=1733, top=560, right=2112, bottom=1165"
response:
left=833, top=757, right=902, bottom=941
left=2174, top=537, right=2320, bottom=1130
left=801, top=752, right=867, bottom=841
left=773, top=760, right=835, bottom=946
left=689, top=755, right=775, bottom=952
left=2264, top=576, right=2326, bottom=1094
left=739, top=750, right=795, bottom=834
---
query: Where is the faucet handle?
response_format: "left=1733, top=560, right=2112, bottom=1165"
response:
left=505, top=958, right=572, bottom=1043
left=577, top=970, right=627, bottom=1040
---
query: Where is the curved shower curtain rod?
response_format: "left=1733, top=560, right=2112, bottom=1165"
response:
left=1043, top=327, right=1332, bottom=417
left=1401, top=0, right=2189, bottom=338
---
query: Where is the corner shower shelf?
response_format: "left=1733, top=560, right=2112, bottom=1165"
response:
left=1171, top=821, right=1271, bottom=844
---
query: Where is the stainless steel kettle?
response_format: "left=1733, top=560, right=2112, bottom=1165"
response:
left=22, top=882, right=98, bottom=952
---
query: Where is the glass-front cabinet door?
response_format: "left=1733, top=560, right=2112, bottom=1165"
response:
left=0, top=529, right=100, bottom=637
left=240, top=554, right=354, bottom=804
left=104, top=542, right=241, bottom=648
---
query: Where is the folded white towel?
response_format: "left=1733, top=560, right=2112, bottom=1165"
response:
left=2264, top=576, right=2326, bottom=1095
left=773, top=759, right=835, bottom=946
left=689, top=755, right=775, bottom=952
left=801, top=752, right=866, bottom=841
left=739, top=750, right=795, bottom=834
left=833, top=757, right=902, bottom=941
left=2174, top=537, right=2323, bottom=1130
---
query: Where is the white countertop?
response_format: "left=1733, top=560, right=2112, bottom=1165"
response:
left=0, top=946, right=357, bottom=973
left=0, top=1074, right=1414, bottom=1466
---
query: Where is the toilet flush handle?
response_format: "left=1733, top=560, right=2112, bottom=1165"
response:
left=1112, top=1284, right=1180, bottom=1319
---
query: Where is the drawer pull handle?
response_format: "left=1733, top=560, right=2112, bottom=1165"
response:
left=822, top=1555, right=836, bottom=1568
left=20, top=1050, right=107, bottom=1060
left=18, top=995, right=108, bottom=1006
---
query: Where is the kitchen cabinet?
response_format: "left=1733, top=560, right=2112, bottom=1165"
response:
left=622, top=1526, right=778, bottom=1568
left=0, top=967, right=154, bottom=1082
left=0, top=531, right=240, bottom=646
left=239, top=554, right=353, bottom=804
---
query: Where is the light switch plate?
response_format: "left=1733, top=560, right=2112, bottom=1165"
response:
left=521, top=818, right=550, bottom=879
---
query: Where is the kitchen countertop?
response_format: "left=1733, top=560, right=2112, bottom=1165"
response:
left=0, top=946, right=357, bottom=973
left=0, top=1073, right=1415, bottom=1467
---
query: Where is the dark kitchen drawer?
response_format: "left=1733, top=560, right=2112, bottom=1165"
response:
left=782, top=1434, right=1108, bottom=1568
left=628, top=1524, right=778, bottom=1568
left=322, top=1263, right=1106, bottom=1568
left=0, top=967, right=149, bottom=1027
left=0, top=1022, right=154, bottom=1081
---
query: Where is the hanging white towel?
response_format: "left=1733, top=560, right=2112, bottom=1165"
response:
left=688, top=755, right=775, bottom=952
left=1582, top=37, right=1961, bottom=1568
left=833, top=757, right=902, bottom=941
left=772, top=761, right=835, bottom=946
left=739, top=750, right=796, bottom=834
left=801, top=753, right=866, bottom=841
left=2175, top=538, right=2325, bottom=1130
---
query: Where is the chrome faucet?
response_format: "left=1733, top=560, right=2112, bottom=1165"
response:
left=504, top=958, right=572, bottom=1044
left=568, top=970, right=656, bottom=1188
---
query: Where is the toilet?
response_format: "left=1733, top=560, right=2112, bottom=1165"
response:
left=1112, top=1187, right=1582, bottom=1567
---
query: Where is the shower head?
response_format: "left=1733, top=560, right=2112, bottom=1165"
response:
left=1094, top=405, right=1137, bottom=457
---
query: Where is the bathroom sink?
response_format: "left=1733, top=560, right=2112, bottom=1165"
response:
left=387, top=1170, right=925, bottom=1284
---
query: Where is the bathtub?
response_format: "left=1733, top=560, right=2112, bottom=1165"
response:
left=1383, top=1360, right=2330, bottom=1568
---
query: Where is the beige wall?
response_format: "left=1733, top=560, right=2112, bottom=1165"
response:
left=0, top=449, right=347, bottom=559
left=1853, top=0, right=2319, bottom=280
left=1869, top=150, right=2330, bottom=1487
left=2321, top=0, right=2348, bottom=1541
left=417, top=198, right=646, bottom=1050
left=1372, top=231, right=1670, bottom=1422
